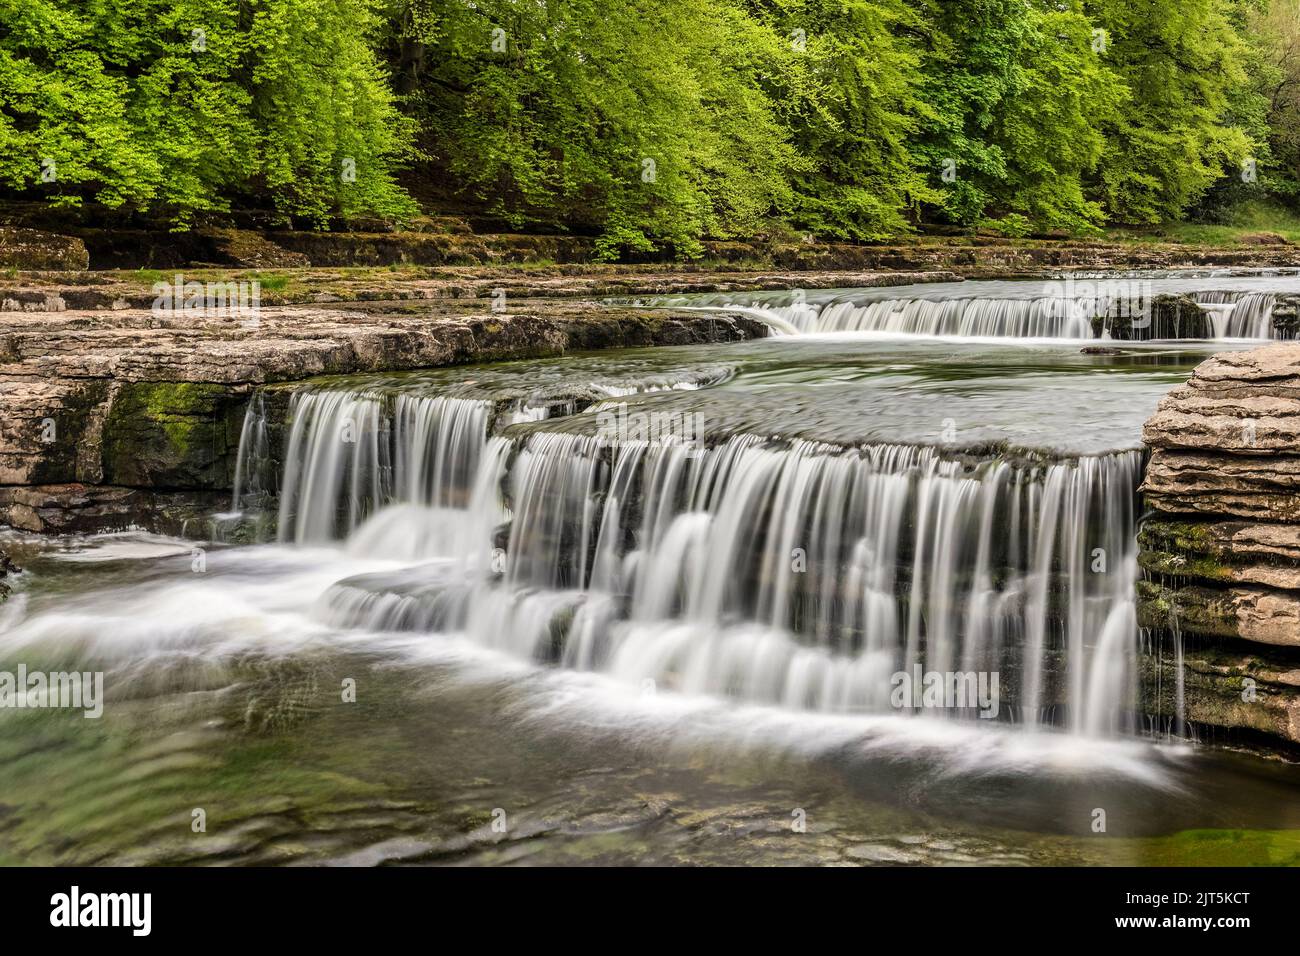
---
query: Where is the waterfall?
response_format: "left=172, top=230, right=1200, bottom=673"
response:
left=245, top=384, right=1147, bottom=736
left=271, top=390, right=493, bottom=544
left=1191, top=291, right=1276, bottom=338
left=770, top=296, right=1101, bottom=337
left=487, top=433, right=1141, bottom=733
left=230, top=392, right=271, bottom=515
left=684, top=284, right=1281, bottom=339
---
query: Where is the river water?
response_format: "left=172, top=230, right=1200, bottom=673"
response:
left=3, top=277, right=1300, bottom=866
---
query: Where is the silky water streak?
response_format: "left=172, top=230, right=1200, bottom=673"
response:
left=236, top=387, right=1145, bottom=737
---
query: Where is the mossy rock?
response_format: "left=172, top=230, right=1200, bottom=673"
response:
left=1097, top=294, right=1213, bottom=340
left=1137, top=519, right=1234, bottom=583
left=27, top=379, right=113, bottom=484
left=0, top=226, right=89, bottom=271
left=1135, top=579, right=1238, bottom=637
left=102, top=382, right=248, bottom=489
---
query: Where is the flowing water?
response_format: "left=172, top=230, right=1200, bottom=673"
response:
left=4, top=283, right=1300, bottom=866
left=638, top=271, right=1300, bottom=338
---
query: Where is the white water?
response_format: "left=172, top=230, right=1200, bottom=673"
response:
left=769, top=296, right=1100, bottom=337
left=274, top=391, right=494, bottom=543
left=745, top=291, right=1276, bottom=338
left=1192, top=291, right=1276, bottom=339
left=236, top=387, right=1146, bottom=736
left=665, top=278, right=1288, bottom=339
left=0, top=531, right=1176, bottom=788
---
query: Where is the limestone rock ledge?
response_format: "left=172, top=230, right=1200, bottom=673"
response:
left=1140, top=343, right=1300, bottom=746
left=1140, top=643, right=1300, bottom=746
left=0, top=300, right=768, bottom=533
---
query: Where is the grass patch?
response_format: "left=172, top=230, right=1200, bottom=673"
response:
left=1107, top=201, right=1300, bottom=245
left=248, top=271, right=291, bottom=291
left=129, top=268, right=170, bottom=286
left=1133, top=827, right=1300, bottom=866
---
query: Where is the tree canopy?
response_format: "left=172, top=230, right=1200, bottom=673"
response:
left=0, top=0, right=1293, bottom=253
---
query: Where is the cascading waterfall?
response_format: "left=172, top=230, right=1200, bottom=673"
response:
left=707, top=286, right=1279, bottom=339
left=230, top=392, right=271, bottom=515
left=237, top=385, right=1147, bottom=737
left=238, top=379, right=722, bottom=544
left=491, top=433, right=1140, bottom=734
left=770, top=296, right=1102, bottom=337
left=263, top=390, right=494, bottom=544
left=1192, top=291, right=1276, bottom=338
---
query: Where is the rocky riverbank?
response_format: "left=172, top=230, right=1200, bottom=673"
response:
left=2, top=269, right=847, bottom=533
left=7, top=213, right=1300, bottom=275
left=1139, top=344, right=1300, bottom=747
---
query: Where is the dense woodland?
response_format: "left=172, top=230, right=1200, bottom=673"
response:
left=3, top=0, right=1300, bottom=257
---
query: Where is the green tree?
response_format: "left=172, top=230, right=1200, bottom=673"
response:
left=1086, top=0, right=1255, bottom=223
left=748, top=0, right=934, bottom=240
left=1235, top=0, right=1300, bottom=206
left=912, top=0, right=1122, bottom=232
left=0, top=0, right=415, bottom=226
left=408, top=0, right=799, bottom=258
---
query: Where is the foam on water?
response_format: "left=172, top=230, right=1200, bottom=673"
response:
left=0, top=532, right=1182, bottom=788
left=226, top=378, right=1150, bottom=738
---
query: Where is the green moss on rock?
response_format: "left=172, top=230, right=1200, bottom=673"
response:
left=1135, top=579, right=1238, bottom=637
left=102, top=382, right=247, bottom=489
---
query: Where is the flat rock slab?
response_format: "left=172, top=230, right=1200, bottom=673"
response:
left=0, top=267, right=961, bottom=312
left=0, top=298, right=768, bottom=496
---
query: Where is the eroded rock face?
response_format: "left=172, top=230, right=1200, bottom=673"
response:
left=1143, top=346, right=1300, bottom=522
left=201, top=228, right=310, bottom=269
left=1139, top=342, right=1300, bottom=745
left=0, top=226, right=89, bottom=271
left=1140, top=644, right=1300, bottom=745
left=0, top=296, right=769, bottom=531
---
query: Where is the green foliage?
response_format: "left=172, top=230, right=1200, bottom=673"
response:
left=404, top=0, right=800, bottom=258
left=1, top=0, right=1295, bottom=250
left=915, top=0, right=1122, bottom=231
left=1086, top=0, right=1256, bottom=224
left=752, top=0, right=935, bottom=241
left=977, top=213, right=1032, bottom=238
left=1235, top=0, right=1300, bottom=206
left=0, top=0, right=416, bottom=226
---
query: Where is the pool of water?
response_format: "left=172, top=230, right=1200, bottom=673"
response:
left=2, top=331, right=1298, bottom=867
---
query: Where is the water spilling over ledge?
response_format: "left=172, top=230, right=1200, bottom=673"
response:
left=636, top=273, right=1300, bottom=339
left=230, top=346, right=1157, bottom=737
left=5, top=307, right=1299, bottom=865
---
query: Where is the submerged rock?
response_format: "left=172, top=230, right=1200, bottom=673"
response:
left=0, top=483, right=229, bottom=536
left=0, top=547, right=16, bottom=603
